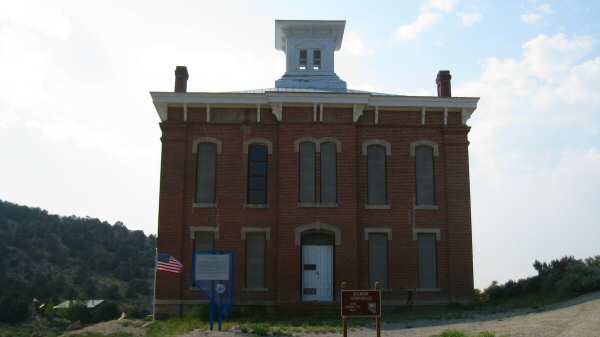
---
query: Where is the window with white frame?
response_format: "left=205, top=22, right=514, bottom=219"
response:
left=320, top=142, right=337, bottom=203
left=415, top=146, right=435, bottom=206
left=417, top=232, right=437, bottom=288
left=196, top=142, right=217, bottom=203
left=367, top=145, right=387, bottom=205
left=299, top=49, right=308, bottom=70
left=246, top=232, right=266, bottom=289
left=369, top=232, right=388, bottom=288
left=312, top=50, right=321, bottom=70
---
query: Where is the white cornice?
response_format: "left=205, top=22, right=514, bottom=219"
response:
left=150, top=91, right=479, bottom=123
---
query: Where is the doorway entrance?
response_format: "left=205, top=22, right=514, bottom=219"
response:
left=301, top=230, right=334, bottom=302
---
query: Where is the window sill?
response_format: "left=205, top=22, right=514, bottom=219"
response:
left=298, top=202, right=339, bottom=208
left=192, top=203, right=217, bottom=208
left=415, top=205, right=439, bottom=211
left=364, top=204, right=391, bottom=209
left=242, top=288, right=269, bottom=292
left=416, top=288, right=441, bottom=292
left=245, top=203, right=270, bottom=209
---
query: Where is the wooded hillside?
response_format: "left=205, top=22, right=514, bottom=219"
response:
left=0, top=200, right=156, bottom=307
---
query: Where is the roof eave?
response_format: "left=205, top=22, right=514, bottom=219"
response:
left=150, top=91, right=479, bottom=122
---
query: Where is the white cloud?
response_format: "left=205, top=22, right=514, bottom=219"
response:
left=458, top=33, right=600, bottom=288
left=537, top=3, right=552, bottom=14
left=521, top=13, right=541, bottom=24
left=521, top=3, right=552, bottom=25
left=341, top=30, right=366, bottom=56
left=427, top=0, right=458, bottom=12
left=459, top=11, right=482, bottom=26
left=395, top=0, right=475, bottom=40
left=395, top=11, right=440, bottom=41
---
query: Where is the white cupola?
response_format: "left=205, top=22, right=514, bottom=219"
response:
left=274, top=20, right=347, bottom=91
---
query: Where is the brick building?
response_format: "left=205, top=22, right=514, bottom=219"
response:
left=151, top=20, right=479, bottom=316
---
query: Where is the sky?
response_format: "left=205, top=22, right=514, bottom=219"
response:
left=0, top=0, right=599, bottom=289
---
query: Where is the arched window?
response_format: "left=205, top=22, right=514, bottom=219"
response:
left=415, top=145, right=435, bottom=206
left=367, top=145, right=387, bottom=205
left=196, top=142, right=217, bottom=203
left=247, top=144, right=268, bottom=204
left=299, top=142, right=316, bottom=202
left=320, top=142, right=337, bottom=203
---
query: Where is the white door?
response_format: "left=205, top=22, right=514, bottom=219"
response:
left=302, top=245, right=333, bottom=301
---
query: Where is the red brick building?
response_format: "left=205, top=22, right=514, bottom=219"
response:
left=151, top=20, right=479, bottom=316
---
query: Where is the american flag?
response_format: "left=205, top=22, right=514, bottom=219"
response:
left=156, top=253, right=183, bottom=273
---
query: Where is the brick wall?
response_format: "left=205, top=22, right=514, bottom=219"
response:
left=154, top=106, right=474, bottom=315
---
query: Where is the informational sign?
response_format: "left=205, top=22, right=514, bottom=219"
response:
left=341, top=290, right=381, bottom=317
left=195, top=254, right=230, bottom=281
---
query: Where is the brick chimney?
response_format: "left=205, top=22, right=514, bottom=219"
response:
left=436, top=70, right=451, bottom=97
left=174, top=66, right=189, bottom=92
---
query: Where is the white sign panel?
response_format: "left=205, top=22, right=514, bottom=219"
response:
left=195, top=254, right=230, bottom=281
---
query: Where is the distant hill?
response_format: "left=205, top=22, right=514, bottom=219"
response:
left=0, top=200, right=156, bottom=306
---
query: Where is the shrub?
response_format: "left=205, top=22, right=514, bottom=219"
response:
left=92, top=302, right=121, bottom=323
left=483, top=255, right=600, bottom=303
left=0, top=296, right=31, bottom=323
left=64, top=302, right=92, bottom=324
left=432, top=330, right=468, bottom=337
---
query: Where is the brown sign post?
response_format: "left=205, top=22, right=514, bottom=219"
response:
left=340, top=281, right=382, bottom=337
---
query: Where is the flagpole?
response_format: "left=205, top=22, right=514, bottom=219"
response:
left=152, top=247, right=158, bottom=320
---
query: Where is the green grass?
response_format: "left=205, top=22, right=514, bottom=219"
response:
left=70, top=333, right=135, bottom=337
left=430, top=330, right=510, bottom=337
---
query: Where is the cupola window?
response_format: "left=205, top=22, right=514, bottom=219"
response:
left=313, top=50, right=321, bottom=70
left=299, top=49, right=308, bottom=70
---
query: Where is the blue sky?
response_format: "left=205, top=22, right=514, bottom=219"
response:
left=0, top=0, right=599, bottom=289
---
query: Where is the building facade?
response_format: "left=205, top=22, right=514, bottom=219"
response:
left=151, top=20, right=479, bottom=317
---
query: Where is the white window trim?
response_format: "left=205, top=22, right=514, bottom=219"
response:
left=415, top=205, right=439, bottom=211
left=364, top=227, right=392, bottom=240
left=294, top=137, right=319, bottom=152
left=192, top=137, right=222, bottom=154
left=294, top=223, right=341, bottom=246
left=241, top=227, right=271, bottom=240
left=318, top=137, right=342, bottom=152
left=362, top=139, right=391, bottom=156
left=416, top=288, right=441, bottom=292
left=243, top=138, right=273, bottom=154
left=410, top=140, right=439, bottom=157
left=364, top=204, right=391, bottom=210
left=412, top=228, right=441, bottom=241
left=294, top=137, right=343, bottom=153
left=189, top=225, right=219, bottom=240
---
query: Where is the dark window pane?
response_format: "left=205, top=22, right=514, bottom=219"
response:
left=418, top=233, right=437, bottom=288
left=247, top=145, right=268, bottom=204
left=249, top=162, right=267, bottom=176
left=249, top=177, right=267, bottom=190
left=194, top=231, right=214, bottom=252
left=249, top=146, right=267, bottom=161
left=196, top=143, right=217, bottom=203
left=416, top=146, right=435, bottom=205
left=313, top=50, right=321, bottom=69
left=246, top=233, right=265, bottom=289
left=299, top=49, right=308, bottom=68
left=248, top=190, right=266, bottom=204
left=367, top=145, right=387, bottom=204
left=320, top=142, right=337, bottom=203
left=301, top=231, right=334, bottom=245
left=369, top=233, right=388, bottom=288
left=299, top=142, right=316, bottom=202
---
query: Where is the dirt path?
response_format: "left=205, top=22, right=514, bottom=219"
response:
left=332, top=292, right=600, bottom=337
left=184, top=292, right=600, bottom=337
